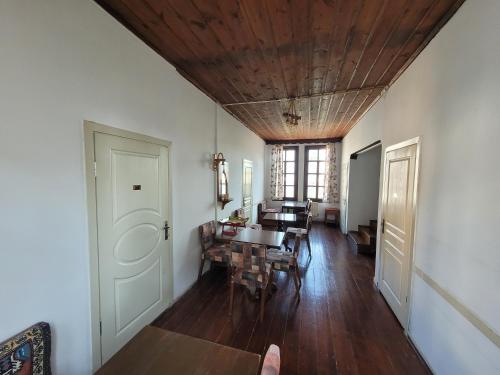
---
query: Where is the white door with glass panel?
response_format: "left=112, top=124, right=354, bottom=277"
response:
left=94, top=133, right=170, bottom=363
left=242, top=159, right=253, bottom=222
left=380, top=141, right=418, bottom=328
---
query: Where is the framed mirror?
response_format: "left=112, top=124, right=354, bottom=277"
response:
left=217, top=160, right=232, bottom=208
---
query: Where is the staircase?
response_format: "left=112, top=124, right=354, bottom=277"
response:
left=348, top=219, right=377, bottom=254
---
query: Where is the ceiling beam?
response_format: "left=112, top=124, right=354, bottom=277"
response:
left=222, top=85, right=387, bottom=107
left=265, top=138, right=342, bottom=145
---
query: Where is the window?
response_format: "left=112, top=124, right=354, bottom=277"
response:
left=282, top=146, right=298, bottom=200
left=304, top=146, right=327, bottom=202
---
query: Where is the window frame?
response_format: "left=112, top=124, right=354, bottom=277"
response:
left=282, top=146, right=299, bottom=201
left=303, top=145, right=327, bottom=203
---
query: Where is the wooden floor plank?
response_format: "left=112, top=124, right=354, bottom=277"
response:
left=153, top=225, right=430, bottom=374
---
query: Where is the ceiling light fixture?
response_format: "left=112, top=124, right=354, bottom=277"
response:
left=283, top=98, right=301, bottom=126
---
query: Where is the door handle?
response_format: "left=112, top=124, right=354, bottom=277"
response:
left=381, top=219, right=385, bottom=234
left=163, top=221, right=170, bottom=240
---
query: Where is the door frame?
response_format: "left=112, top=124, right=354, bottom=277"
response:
left=242, top=159, right=253, bottom=222
left=375, top=136, right=421, bottom=332
left=83, top=121, right=173, bottom=371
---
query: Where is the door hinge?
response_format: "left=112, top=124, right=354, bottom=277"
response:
left=93, top=161, right=97, bottom=178
left=99, top=321, right=102, bottom=336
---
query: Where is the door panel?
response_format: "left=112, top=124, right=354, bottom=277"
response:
left=242, top=160, right=253, bottom=222
left=380, top=143, right=418, bottom=328
left=95, top=133, right=170, bottom=363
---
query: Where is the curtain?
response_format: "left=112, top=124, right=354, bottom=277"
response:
left=270, top=145, right=284, bottom=200
left=323, top=143, right=340, bottom=203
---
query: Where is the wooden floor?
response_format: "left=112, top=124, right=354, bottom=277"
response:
left=153, top=225, right=429, bottom=374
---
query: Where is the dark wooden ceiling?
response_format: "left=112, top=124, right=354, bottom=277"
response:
left=96, top=0, right=464, bottom=141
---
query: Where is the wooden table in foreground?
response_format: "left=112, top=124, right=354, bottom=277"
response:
left=218, top=227, right=284, bottom=249
left=96, top=326, right=261, bottom=375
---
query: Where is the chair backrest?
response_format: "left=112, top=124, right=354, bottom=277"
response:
left=306, top=199, right=312, bottom=213
left=199, top=220, right=216, bottom=251
left=230, top=241, right=267, bottom=273
left=262, top=200, right=267, bottom=210
left=261, top=344, right=280, bottom=375
left=248, top=223, right=262, bottom=231
left=306, top=213, right=313, bottom=232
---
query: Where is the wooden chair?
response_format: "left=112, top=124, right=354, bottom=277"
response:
left=257, top=203, right=278, bottom=230
left=261, top=344, right=280, bottom=375
left=229, top=241, right=273, bottom=322
left=284, top=213, right=313, bottom=257
left=267, top=232, right=302, bottom=293
left=198, top=220, right=231, bottom=280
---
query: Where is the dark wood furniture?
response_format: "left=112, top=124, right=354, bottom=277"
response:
left=281, top=201, right=307, bottom=213
left=153, top=225, right=431, bottom=374
left=219, top=216, right=248, bottom=235
left=96, top=326, right=261, bottom=375
left=263, top=213, right=297, bottom=232
left=219, top=228, right=284, bottom=249
left=324, top=207, right=340, bottom=226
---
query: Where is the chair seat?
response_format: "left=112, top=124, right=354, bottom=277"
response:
left=202, top=244, right=230, bottom=262
left=267, top=248, right=296, bottom=270
left=232, top=263, right=271, bottom=289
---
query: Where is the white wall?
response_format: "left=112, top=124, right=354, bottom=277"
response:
left=340, top=0, right=500, bottom=373
left=346, top=146, right=381, bottom=231
left=263, top=143, right=342, bottom=220
left=0, top=1, right=264, bottom=374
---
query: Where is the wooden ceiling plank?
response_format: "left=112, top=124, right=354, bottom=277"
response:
left=342, top=87, right=385, bottom=136
left=119, top=0, right=241, bottom=103
left=348, top=0, right=413, bottom=89
left=379, top=0, right=463, bottom=85
left=363, top=0, right=438, bottom=87
left=336, top=0, right=389, bottom=91
left=147, top=0, right=255, bottom=103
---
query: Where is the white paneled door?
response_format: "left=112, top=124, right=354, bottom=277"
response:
left=379, top=140, right=419, bottom=328
left=95, top=133, right=170, bottom=363
left=242, top=159, right=253, bottom=222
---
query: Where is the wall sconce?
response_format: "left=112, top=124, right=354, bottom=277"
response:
left=212, top=152, right=226, bottom=171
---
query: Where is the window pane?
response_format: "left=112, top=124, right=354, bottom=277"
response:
left=318, top=174, right=325, bottom=186
left=286, top=162, right=295, bottom=173
left=318, top=148, right=326, bottom=160
left=285, top=186, right=294, bottom=198
left=285, top=149, right=295, bottom=161
left=308, top=149, right=318, bottom=161
left=308, top=162, right=317, bottom=173
left=307, top=187, right=316, bottom=199
left=285, top=174, right=295, bottom=185
left=308, top=174, right=317, bottom=186
left=318, top=161, right=325, bottom=174
left=317, top=187, right=324, bottom=199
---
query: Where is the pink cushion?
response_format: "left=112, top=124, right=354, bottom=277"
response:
left=261, top=344, right=280, bottom=375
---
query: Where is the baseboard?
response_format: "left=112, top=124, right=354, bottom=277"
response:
left=406, top=334, right=435, bottom=374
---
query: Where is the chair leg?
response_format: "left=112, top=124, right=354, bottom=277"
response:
left=292, top=269, right=300, bottom=293
left=198, top=259, right=205, bottom=281
left=260, top=287, right=265, bottom=322
left=229, top=281, right=234, bottom=316
left=306, top=236, right=312, bottom=257
left=295, top=264, right=302, bottom=288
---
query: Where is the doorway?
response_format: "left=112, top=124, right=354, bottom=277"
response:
left=84, top=121, right=173, bottom=370
left=346, top=143, right=382, bottom=256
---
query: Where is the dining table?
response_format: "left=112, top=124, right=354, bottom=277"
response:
left=95, top=325, right=261, bottom=375
left=263, top=212, right=297, bottom=232
left=218, top=227, right=284, bottom=249
left=281, top=200, right=307, bottom=213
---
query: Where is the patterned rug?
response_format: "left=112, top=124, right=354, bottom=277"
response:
left=0, top=322, right=51, bottom=375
